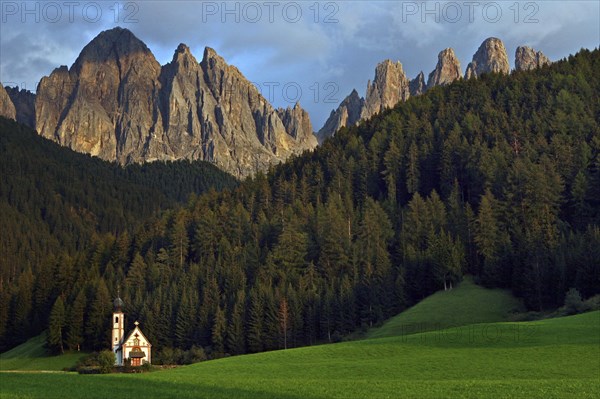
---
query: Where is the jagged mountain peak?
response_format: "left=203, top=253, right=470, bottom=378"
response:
left=277, top=103, right=316, bottom=146
left=362, top=58, right=410, bottom=119
left=0, top=85, right=17, bottom=120
left=73, top=27, right=154, bottom=70
left=316, top=88, right=364, bottom=143
left=176, top=43, right=191, bottom=53
left=33, top=30, right=317, bottom=178
left=36, top=26, right=161, bottom=162
left=410, top=72, right=426, bottom=96
left=319, top=38, right=514, bottom=142
left=5, top=86, right=35, bottom=128
left=91, top=26, right=147, bottom=48
left=427, top=48, right=462, bottom=89
left=203, top=46, right=220, bottom=59
left=465, top=37, right=509, bottom=79
left=373, top=59, right=405, bottom=79
left=168, top=43, right=200, bottom=70
left=202, top=46, right=232, bottom=68
left=515, top=46, right=551, bottom=71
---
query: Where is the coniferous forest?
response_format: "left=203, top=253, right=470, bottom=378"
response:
left=1, top=49, right=599, bottom=360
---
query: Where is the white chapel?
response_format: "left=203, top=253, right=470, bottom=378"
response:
left=112, top=296, right=152, bottom=366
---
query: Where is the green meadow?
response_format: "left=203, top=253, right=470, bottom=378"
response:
left=0, top=334, right=87, bottom=371
left=1, top=280, right=598, bottom=399
left=366, top=276, right=524, bottom=339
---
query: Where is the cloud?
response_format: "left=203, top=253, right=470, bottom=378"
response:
left=1, top=0, right=598, bottom=128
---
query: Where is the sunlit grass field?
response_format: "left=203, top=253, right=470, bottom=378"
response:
left=367, top=276, right=524, bottom=339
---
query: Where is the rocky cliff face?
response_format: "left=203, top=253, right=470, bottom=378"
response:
left=427, top=48, right=462, bottom=89
left=0, top=85, right=16, bottom=120
left=198, top=47, right=315, bottom=176
left=151, top=43, right=205, bottom=163
left=409, top=72, right=426, bottom=96
left=465, top=37, right=510, bottom=79
left=515, top=46, right=551, bottom=71
left=36, top=27, right=160, bottom=161
left=361, top=60, right=410, bottom=120
left=316, top=89, right=364, bottom=143
left=34, top=28, right=317, bottom=178
left=277, top=103, right=317, bottom=147
left=5, top=87, right=35, bottom=128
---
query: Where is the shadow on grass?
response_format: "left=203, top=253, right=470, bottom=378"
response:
left=0, top=372, right=315, bottom=399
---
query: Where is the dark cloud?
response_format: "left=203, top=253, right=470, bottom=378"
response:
left=1, top=1, right=598, bottom=129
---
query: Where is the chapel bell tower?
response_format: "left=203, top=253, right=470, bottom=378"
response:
left=112, top=295, right=125, bottom=363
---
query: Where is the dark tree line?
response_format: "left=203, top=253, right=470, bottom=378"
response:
left=1, top=49, right=599, bottom=358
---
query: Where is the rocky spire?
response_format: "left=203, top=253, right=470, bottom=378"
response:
left=427, top=48, right=462, bottom=89
left=150, top=42, right=206, bottom=162
left=317, top=89, right=364, bottom=143
left=277, top=102, right=317, bottom=145
left=5, top=87, right=35, bottom=128
left=0, top=85, right=16, bottom=120
left=409, top=72, right=426, bottom=96
left=361, top=59, right=410, bottom=120
left=465, top=37, right=510, bottom=79
left=199, top=45, right=316, bottom=176
left=515, top=46, right=551, bottom=71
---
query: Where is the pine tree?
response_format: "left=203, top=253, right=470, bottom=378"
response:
left=211, top=305, right=226, bottom=355
left=262, top=287, right=280, bottom=350
left=428, top=230, right=464, bottom=290
left=226, top=290, right=246, bottom=355
left=406, top=141, right=420, bottom=194
left=0, top=280, right=10, bottom=347
left=357, top=198, right=394, bottom=321
left=337, top=275, right=356, bottom=334
left=278, top=297, right=289, bottom=349
left=11, top=268, right=34, bottom=344
left=475, top=189, right=509, bottom=286
left=85, top=278, right=111, bottom=350
left=175, top=287, right=195, bottom=349
left=318, top=198, right=351, bottom=279
left=197, top=274, right=219, bottom=346
left=66, top=290, right=86, bottom=351
left=169, top=211, right=189, bottom=269
left=246, top=287, right=263, bottom=353
left=126, top=252, right=147, bottom=297
left=271, top=212, right=308, bottom=274
left=383, top=138, right=401, bottom=204
left=47, top=296, right=66, bottom=354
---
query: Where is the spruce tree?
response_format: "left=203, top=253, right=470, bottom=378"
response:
left=47, top=296, right=66, bottom=354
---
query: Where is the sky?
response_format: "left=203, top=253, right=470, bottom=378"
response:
left=1, top=1, right=598, bottom=129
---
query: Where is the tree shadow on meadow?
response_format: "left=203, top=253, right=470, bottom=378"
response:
left=0, top=372, right=321, bottom=399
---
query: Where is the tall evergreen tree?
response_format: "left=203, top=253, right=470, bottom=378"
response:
left=85, top=278, right=111, bottom=350
left=66, top=290, right=86, bottom=351
left=47, top=296, right=66, bottom=354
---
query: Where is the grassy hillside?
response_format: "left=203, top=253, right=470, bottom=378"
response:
left=367, top=276, right=524, bottom=339
left=1, top=311, right=598, bottom=398
left=0, top=334, right=86, bottom=371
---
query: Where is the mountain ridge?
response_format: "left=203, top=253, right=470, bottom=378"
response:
left=0, top=32, right=554, bottom=174
left=27, top=27, right=317, bottom=178
left=317, top=37, right=550, bottom=141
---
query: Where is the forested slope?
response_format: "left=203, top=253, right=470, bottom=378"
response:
left=2, top=49, right=599, bottom=359
left=0, top=118, right=237, bottom=350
